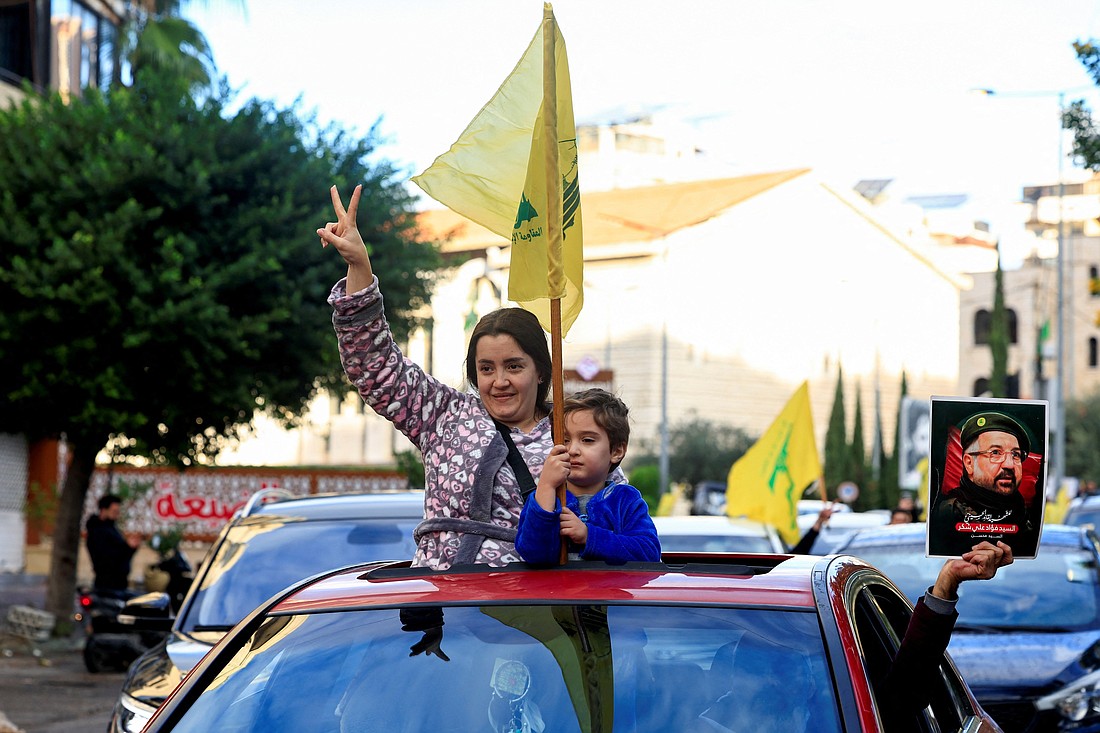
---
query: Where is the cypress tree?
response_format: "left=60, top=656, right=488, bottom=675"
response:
left=824, top=365, right=849, bottom=498
left=850, top=383, right=869, bottom=509
left=989, top=243, right=1009, bottom=397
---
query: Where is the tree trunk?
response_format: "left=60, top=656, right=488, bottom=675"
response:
left=44, top=442, right=99, bottom=631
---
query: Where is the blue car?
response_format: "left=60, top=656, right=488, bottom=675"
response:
left=835, top=523, right=1100, bottom=733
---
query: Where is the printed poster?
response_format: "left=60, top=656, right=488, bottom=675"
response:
left=926, top=396, right=1048, bottom=559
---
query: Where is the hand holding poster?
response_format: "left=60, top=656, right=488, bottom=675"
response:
left=926, top=396, right=1048, bottom=559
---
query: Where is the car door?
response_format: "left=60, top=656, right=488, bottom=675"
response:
left=816, top=558, right=999, bottom=732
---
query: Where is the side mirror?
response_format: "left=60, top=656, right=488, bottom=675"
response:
left=118, top=591, right=174, bottom=632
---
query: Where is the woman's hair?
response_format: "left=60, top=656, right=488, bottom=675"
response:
left=465, top=308, right=552, bottom=409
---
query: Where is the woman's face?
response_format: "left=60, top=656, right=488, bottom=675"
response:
left=474, top=334, right=541, bottom=430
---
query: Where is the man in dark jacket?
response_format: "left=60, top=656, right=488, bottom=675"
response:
left=85, top=494, right=142, bottom=594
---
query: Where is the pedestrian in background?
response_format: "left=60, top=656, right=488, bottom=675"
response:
left=85, top=494, right=141, bottom=596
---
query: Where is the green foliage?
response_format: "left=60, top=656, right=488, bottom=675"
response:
left=149, top=523, right=186, bottom=556
left=394, top=449, right=426, bottom=490
left=879, top=372, right=907, bottom=511
left=23, top=481, right=58, bottom=526
left=661, top=412, right=755, bottom=487
left=0, top=67, right=441, bottom=466
left=1066, top=390, right=1100, bottom=483
left=849, top=385, right=869, bottom=509
left=989, top=248, right=1009, bottom=396
left=627, top=463, right=660, bottom=514
left=1065, top=42, right=1100, bottom=169
left=823, top=366, right=849, bottom=492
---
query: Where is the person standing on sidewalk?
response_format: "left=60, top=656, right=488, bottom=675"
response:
left=85, top=494, right=141, bottom=596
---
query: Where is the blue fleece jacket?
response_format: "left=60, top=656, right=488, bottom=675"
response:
left=515, top=481, right=661, bottom=564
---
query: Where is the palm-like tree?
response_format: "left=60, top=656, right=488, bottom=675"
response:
left=112, top=0, right=245, bottom=89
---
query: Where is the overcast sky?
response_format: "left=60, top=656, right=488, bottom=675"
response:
left=186, top=0, right=1100, bottom=262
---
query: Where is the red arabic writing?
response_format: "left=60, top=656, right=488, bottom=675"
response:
left=156, top=494, right=247, bottom=523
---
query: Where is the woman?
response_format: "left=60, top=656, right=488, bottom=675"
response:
left=320, top=184, right=554, bottom=569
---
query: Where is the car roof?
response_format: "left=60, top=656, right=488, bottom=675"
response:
left=1067, top=495, right=1100, bottom=514
left=271, top=554, right=830, bottom=614
left=652, top=515, right=773, bottom=536
left=834, top=521, right=1090, bottom=550
left=240, top=491, right=425, bottom=522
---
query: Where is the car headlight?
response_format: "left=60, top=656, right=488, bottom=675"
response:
left=113, top=693, right=157, bottom=733
left=1036, top=669, right=1100, bottom=722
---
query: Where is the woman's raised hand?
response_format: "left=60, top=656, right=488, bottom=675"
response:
left=318, top=184, right=373, bottom=293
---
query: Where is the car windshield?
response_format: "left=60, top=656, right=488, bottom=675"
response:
left=658, top=534, right=775, bottom=553
left=180, top=517, right=420, bottom=631
left=169, top=604, right=843, bottom=733
left=851, top=543, right=1100, bottom=630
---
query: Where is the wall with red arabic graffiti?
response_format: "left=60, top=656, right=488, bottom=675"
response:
left=83, top=466, right=408, bottom=540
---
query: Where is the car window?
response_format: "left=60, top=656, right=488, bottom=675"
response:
left=852, top=583, right=974, bottom=733
left=849, top=543, right=1100, bottom=630
left=167, top=605, right=844, bottom=733
left=658, top=534, right=776, bottom=553
left=179, top=518, right=420, bottom=631
left=1065, top=508, right=1100, bottom=528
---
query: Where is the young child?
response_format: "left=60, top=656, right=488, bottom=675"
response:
left=515, top=389, right=661, bottom=564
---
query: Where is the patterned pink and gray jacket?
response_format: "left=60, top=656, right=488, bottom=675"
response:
left=329, top=276, right=550, bottom=570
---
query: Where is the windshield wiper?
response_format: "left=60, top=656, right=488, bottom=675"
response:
left=192, top=624, right=235, bottom=632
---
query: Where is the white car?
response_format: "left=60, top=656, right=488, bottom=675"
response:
left=653, top=515, right=786, bottom=554
left=795, top=509, right=891, bottom=554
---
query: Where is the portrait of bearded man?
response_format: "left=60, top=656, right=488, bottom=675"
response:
left=929, top=409, right=1043, bottom=558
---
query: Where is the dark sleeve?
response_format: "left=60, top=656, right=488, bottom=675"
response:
left=879, top=597, right=958, bottom=718
left=790, top=526, right=819, bottom=554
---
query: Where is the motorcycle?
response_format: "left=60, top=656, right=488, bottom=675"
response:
left=77, top=546, right=193, bottom=673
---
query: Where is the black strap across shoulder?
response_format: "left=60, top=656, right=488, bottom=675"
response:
left=494, top=419, right=537, bottom=499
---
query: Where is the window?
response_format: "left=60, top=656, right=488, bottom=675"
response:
left=1007, top=308, right=1018, bottom=344
left=973, top=309, right=991, bottom=345
left=1090, top=267, right=1100, bottom=298
left=0, top=0, right=34, bottom=85
left=1090, top=337, right=1098, bottom=369
left=852, top=582, right=975, bottom=732
left=50, top=0, right=114, bottom=98
left=973, top=377, right=989, bottom=397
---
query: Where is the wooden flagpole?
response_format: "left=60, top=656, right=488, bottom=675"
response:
left=542, top=4, right=567, bottom=564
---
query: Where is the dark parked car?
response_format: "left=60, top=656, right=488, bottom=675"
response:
left=835, top=523, right=1100, bottom=733
left=108, top=489, right=424, bottom=733
left=138, top=551, right=1001, bottom=732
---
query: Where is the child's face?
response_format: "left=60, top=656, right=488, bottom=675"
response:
left=563, top=409, right=626, bottom=493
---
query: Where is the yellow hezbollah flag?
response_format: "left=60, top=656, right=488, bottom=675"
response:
left=412, top=3, right=583, bottom=335
left=726, top=381, right=822, bottom=546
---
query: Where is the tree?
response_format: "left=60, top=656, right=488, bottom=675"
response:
left=1066, top=390, right=1100, bottom=484
left=823, top=365, right=848, bottom=495
left=989, top=244, right=1009, bottom=397
left=633, top=412, right=755, bottom=489
left=849, top=383, right=869, bottom=510
left=0, top=69, right=442, bottom=624
left=1065, top=41, right=1100, bottom=169
left=112, top=0, right=243, bottom=90
left=883, top=371, right=908, bottom=512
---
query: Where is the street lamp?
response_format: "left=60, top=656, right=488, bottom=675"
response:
left=972, top=87, right=1075, bottom=495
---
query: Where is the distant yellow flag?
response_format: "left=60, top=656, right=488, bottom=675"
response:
left=727, top=382, right=823, bottom=546
left=1045, top=486, right=1071, bottom=524
left=412, top=3, right=583, bottom=335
